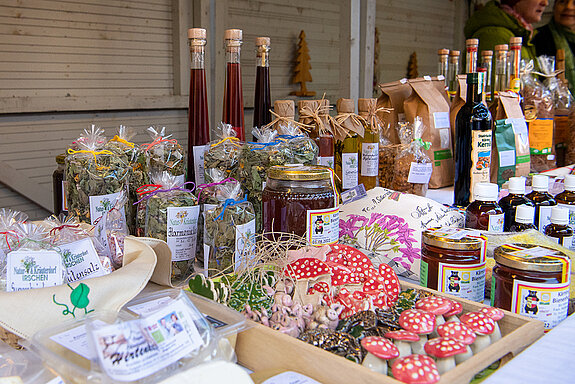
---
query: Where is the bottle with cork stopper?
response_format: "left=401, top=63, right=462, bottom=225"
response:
left=498, top=176, right=533, bottom=231
left=493, top=44, right=509, bottom=96
left=222, top=29, right=245, bottom=141
left=508, top=37, right=522, bottom=93
left=544, top=206, right=574, bottom=249
left=526, top=174, right=557, bottom=232
left=335, top=98, right=360, bottom=192
left=448, top=50, right=460, bottom=98
left=465, top=182, right=504, bottom=232
left=481, top=50, right=493, bottom=102
left=509, top=204, right=537, bottom=232
left=438, top=49, right=449, bottom=89
left=298, top=99, right=334, bottom=168
left=465, top=39, right=479, bottom=74
left=253, top=37, right=272, bottom=131
left=272, top=99, right=295, bottom=132
left=358, top=98, right=380, bottom=190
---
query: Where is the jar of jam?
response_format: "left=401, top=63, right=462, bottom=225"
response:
left=509, top=204, right=537, bottom=232
left=421, top=228, right=486, bottom=302
left=499, top=176, right=533, bottom=231
left=526, top=174, right=556, bottom=232
left=52, top=153, right=68, bottom=216
left=262, top=165, right=338, bottom=245
left=492, top=243, right=570, bottom=330
left=465, top=182, right=504, bottom=232
left=544, top=206, right=574, bottom=250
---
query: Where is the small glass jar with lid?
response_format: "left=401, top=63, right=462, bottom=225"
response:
left=492, top=243, right=570, bottom=330
left=262, top=165, right=338, bottom=245
left=421, top=228, right=486, bottom=302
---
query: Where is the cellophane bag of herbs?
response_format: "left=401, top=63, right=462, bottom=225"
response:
left=391, top=117, right=432, bottom=197
left=139, top=172, right=199, bottom=285
left=204, top=122, right=243, bottom=183
left=204, top=183, right=256, bottom=277
left=379, top=123, right=405, bottom=189
left=66, top=125, right=130, bottom=225
left=44, top=214, right=113, bottom=283
left=239, top=128, right=291, bottom=232
left=104, top=125, right=148, bottom=234
left=276, top=122, right=318, bottom=165
left=3, top=223, right=67, bottom=292
left=142, top=126, right=186, bottom=183
left=93, top=192, right=129, bottom=270
left=0, top=209, right=28, bottom=291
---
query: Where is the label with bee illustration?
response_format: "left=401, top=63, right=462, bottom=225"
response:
left=470, top=130, right=492, bottom=201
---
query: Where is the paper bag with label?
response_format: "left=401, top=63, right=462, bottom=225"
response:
left=339, top=187, right=463, bottom=280
left=404, top=78, right=454, bottom=188
left=449, top=75, right=467, bottom=150
left=377, top=79, right=412, bottom=144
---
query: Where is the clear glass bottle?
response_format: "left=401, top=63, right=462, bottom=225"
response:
left=509, top=204, right=537, bottom=232
left=465, top=38, right=479, bottom=74
left=222, top=29, right=245, bottom=141
left=465, top=182, right=504, bottom=231
left=498, top=176, right=534, bottom=231
left=526, top=174, right=557, bottom=232
left=358, top=98, right=380, bottom=190
left=447, top=50, right=460, bottom=99
left=438, top=49, right=449, bottom=88
left=481, top=50, right=493, bottom=102
left=335, top=98, right=359, bottom=192
left=544, top=206, right=574, bottom=249
left=253, top=37, right=272, bottom=131
left=508, top=37, right=522, bottom=93
left=493, top=44, right=508, bottom=97
left=187, top=28, right=210, bottom=185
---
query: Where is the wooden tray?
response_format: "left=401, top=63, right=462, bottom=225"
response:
left=235, top=280, right=544, bottom=384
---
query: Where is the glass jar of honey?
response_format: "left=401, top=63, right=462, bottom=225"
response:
left=262, top=165, right=338, bottom=245
left=421, top=228, right=486, bottom=302
left=492, top=243, right=570, bottom=330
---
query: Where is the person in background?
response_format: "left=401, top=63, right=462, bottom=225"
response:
left=465, top=0, right=549, bottom=64
left=533, top=0, right=575, bottom=96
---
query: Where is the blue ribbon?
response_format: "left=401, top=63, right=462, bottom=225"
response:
left=248, top=140, right=282, bottom=150
left=214, top=194, right=248, bottom=221
left=277, top=134, right=304, bottom=140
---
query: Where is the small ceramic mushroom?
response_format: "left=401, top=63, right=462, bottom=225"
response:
left=391, top=354, right=441, bottom=384
left=436, top=321, right=476, bottom=364
left=479, top=307, right=505, bottom=342
left=283, top=258, right=332, bottom=307
left=398, top=309, right=436, bottom=355
left=460, top=312, right=496, bottom=354
left=360, top=336, right=399, bottom=374
left=444, top=300, right=463, bottom=322
left=384, top=329, right=419, bottom=361
left=415, top=296, right=453, bottom=336
left=424, top=337, right=467, bottom=374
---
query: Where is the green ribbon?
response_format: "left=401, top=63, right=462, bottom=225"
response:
left=414, top=138, right=431, bottom=150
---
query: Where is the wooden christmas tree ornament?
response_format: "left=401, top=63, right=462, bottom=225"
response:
left=291, top=30, right=316, bottom=97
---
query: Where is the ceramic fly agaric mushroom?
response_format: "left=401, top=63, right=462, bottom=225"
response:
left=283, top=258, right=331, bottom=307
left=385, top=329, right=419, bottom=361
left=415, top=296, right=453, bottom=336
left=479, top=306, right=504, bottom=342
left=398, top=309, right=436, bottom=355
left=460, top=311, right=496, bottom=354
left=424, top=337, right=467, bottom=375
left=360, top=336, right=399, bottom=374
left=436, top=321, right=476, bottom=364
left=392, top=354, right=440, bottom=384
left=444, top=300, right=463, bottom=322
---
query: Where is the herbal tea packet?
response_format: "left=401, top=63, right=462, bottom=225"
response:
left=203, top=123, right=243, bottom=183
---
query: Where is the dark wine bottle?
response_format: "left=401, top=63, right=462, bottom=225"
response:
left=454, top=72, right=493, bottom=207
left=253, top=37, right=271, bottom=131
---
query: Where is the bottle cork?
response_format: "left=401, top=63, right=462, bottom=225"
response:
left=438, top=49, right=450, bottom=56
left=274, top=100, right=295, bottom=118
left=466, top=38, right=479, bottom=46
left=449, top=50, right=460, bottom=57
left=494, top=44, right=508, bottom=52
left=336, top=98, right=355, bottom=113
left=224, top=29, right=242, bottom=40
left=255, top=37, right=271, bottom=46
left=481, top=50, right=493, bottom=58
left=510, top=37, right=522, bottom=46
left=188, top=28, right=206, bottom=39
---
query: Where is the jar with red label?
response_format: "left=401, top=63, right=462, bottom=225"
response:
left=421, top=228, right=486, bottom=302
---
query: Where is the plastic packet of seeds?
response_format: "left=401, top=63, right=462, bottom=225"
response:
left=66, top=125, right=130, bottom=225
left=204, top=183, right=256, bottom=277
left=204, top=122, right=243, bottom=183
left=391, top=118, right=432, bottom=197
left=142, top=126, right=186, bottom=182
left=277, top=122, right=318, bottom=165
left=139, top=172, right=199, bottom=285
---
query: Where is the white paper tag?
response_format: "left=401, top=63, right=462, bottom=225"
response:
left=90, top=299, right=204, bottom=381
left=306, top=207, right=339, bottom=246
left=361, top=142, right=379, bottom=176
left=59, top=238, right=108, bottom=283
left=407, top=162, right=432, bottom=184
left=341, top=152, right=359, bottom=189
left=89, top=191, right=125, bottom=226
left=166, top=205, right=200, bottom=262
left=262, top=371, right=322, bottom=384
left=203, top=244, right=210, bottom=276
left=47, top=376, right=65, bottom=384
left=433, top=112, right=450, bottom=129
left=538, top=206, right=553, bottom=232
left=234, top=219, right=256, bottom=271
left=318, top=156, right=334, bottom=169
left=509, top=246, right=559, bottom=259
left=488, top=213, right=505, bottom=232
left=50, top=324, right=95, bottom=361
left=192, top=145, right=207, bottom=185
left=499, top=149, right=516, bottom=167
left=424, top=75, right=432, bottom=81
left=508, top=118, right=528, bottom=135
left=547, top=154, right=555, bottom=161
left=438, top=128, right=450, bottom=149
left=127, top=296, right=173, bottom=316
left=6, top=250, right=64, bottom=292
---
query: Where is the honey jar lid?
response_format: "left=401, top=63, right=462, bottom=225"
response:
left=422, top=228, right=483, bottom=250
left=267, top=165, right=332, bottom=181
left=494, top=243, right=570, bottom=273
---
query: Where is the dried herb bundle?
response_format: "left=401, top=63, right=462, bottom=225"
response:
left=66, top=126, right=130, bottom=225
left=204, top=123, right=243, bottom=183
left=277, top=122, right=318, bottom=165
left=142, top=126, right=186, bottom=180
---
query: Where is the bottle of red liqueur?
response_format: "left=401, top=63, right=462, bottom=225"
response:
left=223, top=29, right=245, bottom=141
left=187, top=28, right=210, bottom=185
left=253, top=37, right=272, bottom=131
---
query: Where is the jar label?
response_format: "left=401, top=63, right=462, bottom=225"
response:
left=318, top=156, right=335, bottom=169
left=538, top=206, right=553, bottom=232
left=342, top=152, right=359, bottom=189
left=420, top=260, right=429, bottom=287
left=89, top=191, right=125, bottom=225
left=306, top=207, right=339, bottom=246
left=192, top=145, right=207, bottom=185
left=488, top=213, right=504, bottom=232
left=407, top=162, right=432, bottom=184
left=235, top=219, right=256, bottom=270
left=438, top=262, right=486, bottom=302
left=167, top=206, right=200, bottom=262
left=361, top=142, right=379, bottom=176
left=558, top=203, right=575, bottom=250
left=470, top=130, right=492, bottom=201
left=511, top=279, right=569, bottom=330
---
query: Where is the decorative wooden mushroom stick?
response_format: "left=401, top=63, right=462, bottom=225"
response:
left=385, top=329, right=419, bottom=362
left=415, top=296, right=454, bottom=337
left=360, top=336, right=399, bottom=375
left=479, top=306, right=505, bottom=342
left=460, top=312, right=496, bottom=354
left=398, top=309, right=436, bottom=355
left=444, top=300, right=463, bottom=322
left=424, top=337, right=467, bottom=374
left=436, top=321, right=477, bottom=364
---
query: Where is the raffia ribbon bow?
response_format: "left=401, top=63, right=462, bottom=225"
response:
left=333, top=112, right=366, bottom=141
left=299, top=103, right=333, bottom=136
left=263, top=110, right=313, bottom=133
left=363, top=104, right=393, bottom=134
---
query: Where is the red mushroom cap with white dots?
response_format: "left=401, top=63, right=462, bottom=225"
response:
left=378, top=263, right=401, bottom=303
left=399, top=309, right=436, bottom=335
left=328, top=244, right=373, bottom=281
left=437, top=322, right=476, bottom=345
left=424, top=337, right=467, bottom=358
left=479, top=307, right=505, bottom=321
left=385, top=329, right=420, bottom=342
left=361, top=336, right=400, bottom=359
left=460, top=312, right=496, bottom=335
left=283, top=258, right=331, bottom=280
left=415, top=296, right=453, bottom=316
left=443, top=300, right=463, bottom=317
left=330, top=264, right=353, bottom=286
left=392, top=354, right=440, bottom=384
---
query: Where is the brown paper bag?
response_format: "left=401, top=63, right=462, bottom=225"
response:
left=449, top=75, right=467, bottom=150
left=404, top=77, right=454, bottom=189
left=377, top=79, right=412, bottom=144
